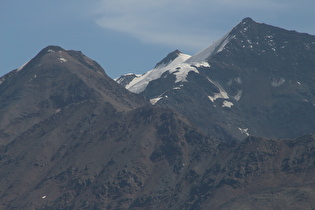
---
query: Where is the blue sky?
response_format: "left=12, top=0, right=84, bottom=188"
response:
left=1, top=0, right=314, bottom=79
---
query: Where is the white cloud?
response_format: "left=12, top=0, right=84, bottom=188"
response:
left=92, top=0, right=314, bottom=52
left=95, top=13, right=218, bottom=50
left=93, top=0, right=226, bottom=51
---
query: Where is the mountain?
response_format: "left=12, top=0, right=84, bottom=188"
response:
left=118, top=17, right=315, bottom=141
left=0, top=46, right=145, bottom=145
left=115, top=48, right=207, bottom=94
left=1, top=43, right=315, bottom=209
left=0, top=45, right=218, bottom=209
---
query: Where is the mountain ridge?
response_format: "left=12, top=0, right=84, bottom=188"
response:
left=0, top=45, right=146, bottom=145
left=1, top=18, right=315, bottom=209
left=117, top=17, right=315, bottom=141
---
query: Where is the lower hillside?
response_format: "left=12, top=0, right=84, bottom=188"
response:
left=0, top=100, right=314, bottom=209
left=0, top=102, right=217, bottom=209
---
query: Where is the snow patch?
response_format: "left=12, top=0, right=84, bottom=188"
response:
left=58, top=57, right=67, bottom=63
left=266, top=35, right=274, bottom=39
left=115, top=77, right=123, bottom=83
left=190, top=61, right=210, bottom=68
left=186, top=32, right=235, bottom=63
left=234, top=90, right=243, bottom=101
left=238, top=127, right=249, bottom=136
left=235, top=77, right=242, bottom=84
left=222, top=100, right=234, bottom=108
left=173, top=84, right=184, bottom=90
left=42, top=195, right=47, bottom=199
left=126, top=53, right=206, bottom=93
left=271, top=77, right=285, bottom=87
left=17, top=60, right=30, bottom=72
left=208, top=95, right=219, bottom=102
left=150, top=97, right=163, bottom=105
left=216, top=35, right=235, bottom=53
left=207, top=77, right=229, bottom=102
left=171, top=63, right=200, bottom=83
left=208, top=92, right=229, bottom=102
left=47, top=49, right=55, bottom=53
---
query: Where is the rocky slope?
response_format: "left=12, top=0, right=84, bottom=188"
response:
left=118, top=17, right=315, bottom=141
left=0, top=46, right=144, bottom=145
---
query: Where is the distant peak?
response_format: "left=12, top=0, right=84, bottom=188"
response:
left=154, top=49, right=183, bottom=68
left=227, top=17, right=260, bottom=37
left=33, top=45, right=66, bottom=60
left=43, top=45, right=65, bottom=53
left=241, top=17, right=255, bottom=24
left=172, top=49, right=182, bottom=54
left=234, top=17, right=258, bottom=30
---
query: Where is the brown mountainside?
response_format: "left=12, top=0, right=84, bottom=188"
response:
left=0, top=46, right=144, bottom=145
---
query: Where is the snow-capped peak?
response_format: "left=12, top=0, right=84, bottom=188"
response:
left=154, top=49, right=182, bottom=69
left=125, top=52, right=192, bottom=93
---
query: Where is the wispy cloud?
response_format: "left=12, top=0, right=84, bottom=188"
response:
left=92, top=0, right=224, bottom=51
left=95, top=14, right=217, bottom=50
left=92, top=0, right=313, bottom=52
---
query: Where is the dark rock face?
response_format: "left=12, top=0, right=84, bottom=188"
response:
left=154, top=49, right=182, bottom=68
left=3, top=111, right=314, bottom=209
left=0, top=101, right=217, bottom=209
left=122, top=18, right=315, bottom=141
left=198, top=18, right=315, bottom=140
left=0, top=46, right=144, bottom=145
left=189, top=135, right=315, bottom=210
